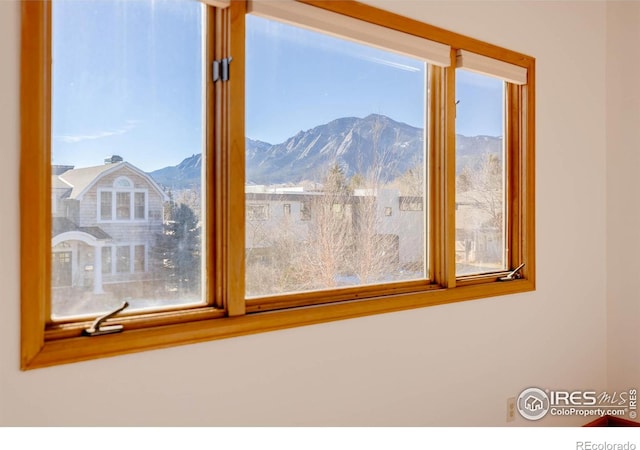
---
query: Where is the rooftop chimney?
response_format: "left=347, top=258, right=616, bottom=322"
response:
left=104, top=155, right=123, bottom=165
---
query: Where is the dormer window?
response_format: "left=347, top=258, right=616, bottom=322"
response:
left=98, top=177, right=147, bottom=222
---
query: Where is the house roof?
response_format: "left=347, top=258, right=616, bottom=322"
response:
left=52, top=175, right=73, bottom=190
left=58, top=163, right=125, bottom=199
left=52, top=217, right=111, bottom=240
left=57, top=161, right=169, bottom=202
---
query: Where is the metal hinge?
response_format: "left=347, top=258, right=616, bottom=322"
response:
left=213, top=57, right=232, bottom=82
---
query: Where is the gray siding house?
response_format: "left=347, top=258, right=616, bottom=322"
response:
left=51, top=156, right=168, bottom=296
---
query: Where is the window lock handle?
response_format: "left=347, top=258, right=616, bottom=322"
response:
left=82, top=301, right=129, bottom=336
left=498, top=263, right=525, bottom=282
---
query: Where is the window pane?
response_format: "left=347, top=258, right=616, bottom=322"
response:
left=455, top=70, right=506, bottom=276
left=102, top=246, right=112, bottom=274
left=52, top=251, right=72, bottom=287
left=116, top=192, right=131, bottom=220
left=100, top=191, right=112, bottom=220
left=245, top=15, right=428, bottom=298
left=51, top=0, right=205, bottom=319
left=134, top=192, right=145, bottom=220
left=116, top=245, right=131, bottom=273
left=134, top=245, right=145, bottom=272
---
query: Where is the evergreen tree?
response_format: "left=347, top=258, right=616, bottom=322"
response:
left=151, top=200, right=201, bottom=294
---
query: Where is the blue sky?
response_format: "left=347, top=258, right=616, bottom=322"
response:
left=246, top=14, right=427, bottom=145
left=52, top=0, right=502, bottom=172
left=456, top=69, right=504, bottom=139
left=52, top=0, right=205, bottom=171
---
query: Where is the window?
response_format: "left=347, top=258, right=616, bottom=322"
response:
left=399, top=197, right=423, bottom=212
left=116, top=192, right=131, bottom=220
left=116, top=246, right=131, bottom=273
left=300, top=201, right=311, bottom=221
left=51, top=251, right=72, bottom=287
left=102, top=247, right=112, bottom=274
left=98, top=178, right=148, bottom=222
left=100, top=191, right=112, bottom=220
left=20, top=0, right=535, bottom=369
left=455, top=70, right=506, bottom=276
left=114, top=177, right=132, bottom=189
left=134, top=245, right=146, bottom=273
left=247, top=204, right=269, bottom=221
left=134, top=192, right=146, bottom=220
left=100, top=244, right=145, bottom=275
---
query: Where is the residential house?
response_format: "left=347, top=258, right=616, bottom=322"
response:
left=51, top=156, right=168, bottom=297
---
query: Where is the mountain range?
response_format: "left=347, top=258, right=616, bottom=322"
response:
left=149, top=114, right=501, bottom=189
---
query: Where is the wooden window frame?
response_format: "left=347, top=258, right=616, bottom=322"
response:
left=20, top=0, right=535, bottom=370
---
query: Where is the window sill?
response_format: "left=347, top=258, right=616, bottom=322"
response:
left=24, top=279, right=534, bottom=370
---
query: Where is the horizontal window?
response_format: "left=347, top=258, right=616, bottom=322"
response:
left=20, top=0, right=535, bottom=369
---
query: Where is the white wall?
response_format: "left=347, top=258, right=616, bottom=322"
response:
left=606, top=1, right=640, bottom=398
left=0, top=0, right=613, bottom=426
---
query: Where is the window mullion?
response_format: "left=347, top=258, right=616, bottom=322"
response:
left=112, top=192, right=116, bottom=221
left=224, top=0, right=246, bottom=316
left=429, top=59, right=456, bottom=289
left=506, top=83, right=519, bottom=270
left=428, top=64, right=443, bottom=285
left=129, top=190, right=134, bottom=221
left=432, top=49, right=458, bottom=289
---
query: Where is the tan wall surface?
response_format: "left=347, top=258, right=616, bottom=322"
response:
left=606, top=0, right=640, bottom=401
left=0, top=0, right=614, bottom=426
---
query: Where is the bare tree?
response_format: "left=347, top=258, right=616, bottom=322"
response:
left=297, top=163, right=354, bottom=289
left=457, top=153, right=503, bottom=228
left=456, top=152, right=504, bottom=268
left=244, top=116, right=427, bottom=295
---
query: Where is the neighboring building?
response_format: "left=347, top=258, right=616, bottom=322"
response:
left=51, top=156, right=168, bottom=295
left=245, top=186, right=502, bottom=273
left=244, top=186, right=425, bottom=268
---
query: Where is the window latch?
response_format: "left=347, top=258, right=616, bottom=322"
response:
left=498, top=263, right=525, bottom=282
left=82, top=301, right=129, bottom=336
left=213, top=57, right=232, bottom=83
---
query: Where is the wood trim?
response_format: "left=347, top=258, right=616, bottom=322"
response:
left=445, top=50, right=457, bottom=288
left=20, top=0, right=536, bottom=370
left=24, top=279, right=533, bottom=369
left=207, top=5, right=220, bottom=308
left=44, top=307, right=226, bottom=341
left=246, top=282, right=440, bottom=314
left=524, top=62, right=536, bottom=285
left=427, top=65, right=439, bottom=284
left=296, top=0, right=534, bottom=68
left=506, top=83, right=519, bottom=270
left=226, top=0, right=246, bottom=316
left=20, top=0, right=51, bottom=370
left=429, top=64, right=449, bottom=287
